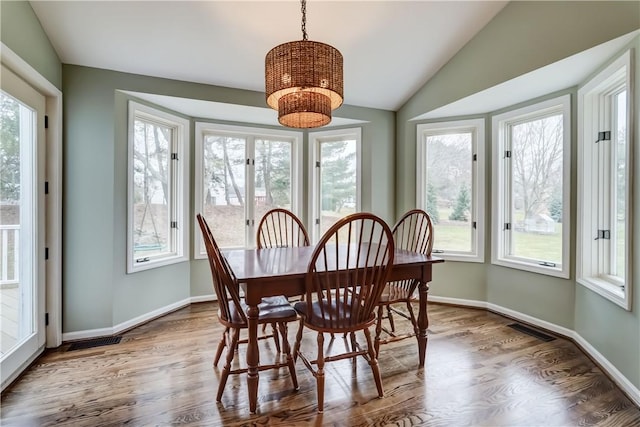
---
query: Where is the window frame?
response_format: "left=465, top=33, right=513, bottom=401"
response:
left=577, top=49, right=633, bottom=310
left=491, top=94, right=571, bottom=278
left=194, top=122, right=303, bottom=258
left=127, top=101, right=190, bottom=273
left=308, top=128, right=362, bottom=243
left=416, top=118, right=486, bottom=262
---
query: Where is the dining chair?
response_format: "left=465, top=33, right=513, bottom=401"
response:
left=256, top=208, right=310, bottom=249
left=196, top=214, right=299, bottom=402
left=374, top=209, right=433, bottom=356
left=292, top=212, right=395, bottom=413
left=257, top=208, right=311, bottom=325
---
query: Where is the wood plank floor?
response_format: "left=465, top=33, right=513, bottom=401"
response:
left=1, top=302, right=639, bottom=426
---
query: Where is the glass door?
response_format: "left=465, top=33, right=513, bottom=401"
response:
left=0, top=65, right=46, bottom=388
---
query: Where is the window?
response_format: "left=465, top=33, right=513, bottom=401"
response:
left=416, top=119, right=485, bottom=262
left=492, top=95, right=571, bottom=278
left=195, top=123, right=302, bottom=255
left=309, top=128, right=361, bottom=242
left=577, top=50, right=633, bottom=310
left=127, top=102, right=189, bottom=273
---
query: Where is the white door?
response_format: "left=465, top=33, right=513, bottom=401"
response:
left=0, top=64, right=46, bottom=388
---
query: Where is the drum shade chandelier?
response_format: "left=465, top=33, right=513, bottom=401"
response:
left=265, top=0, right=343, bottom=128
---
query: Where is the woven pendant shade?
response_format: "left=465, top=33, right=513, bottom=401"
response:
left=278, top=91, right=332, bottom=128
left=265, top=3, right=343, bottom=129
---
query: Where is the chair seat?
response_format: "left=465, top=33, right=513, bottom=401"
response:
left=223, top=295, right=297, bottom=325
left=294, top=299, right=375, bottom=331
left=378, top=283, right=415, bottom=303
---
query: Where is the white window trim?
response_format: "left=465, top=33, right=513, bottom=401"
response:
left=577, top=50, right=633, bottom=310
left=127, top=101, right=190, bottom=273
left=491, top=94, right=571, bottom=278
left=308, top=128, right=362, bottom=243
left=194, top=122, right=303, bottom=258
left=416, top=118, right=485, bottom=262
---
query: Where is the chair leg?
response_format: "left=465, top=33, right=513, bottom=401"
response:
left=349, top=332, right=357, bottom=353
left=214, top=327, right=229, bottom=367
left=406, top=301, right=418, bottom=336
left=375, top=305, right=383, bottom=357
left=217, top=327, right=240, bottom=402
left=386, top=304, right=395, bottom=332
left=293, top=317, right=304, bottom=362
left=271, top=323, right=281, bottom=353
left=363, top=327, right=384, bottom=398
left=316, top=332, right=325, bottom=413
left=278, top=321, right=298, bottom=390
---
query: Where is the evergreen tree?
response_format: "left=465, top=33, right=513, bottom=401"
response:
left=549, top=192, right=562, bottom=222
left=320, top=141, right=356, bottom=212
left=449, top=185, right=470, bottom=221
left=426, top=182, right=439, bottom=224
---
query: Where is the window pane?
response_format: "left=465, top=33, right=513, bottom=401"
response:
left=255, top=139, right=291, bottom=221
left=202, top=135, right=246, bottom=248
left=320, top=140, right=356, bottom=236
left=613, top=90, right=626, bottom=279
left=0, top=93, right=36, bottom=354
left=510, top=114, right=563, bottom=264
left=132, top=119, right=171, bottom=259
left=425, top=132, right=472, bottom=252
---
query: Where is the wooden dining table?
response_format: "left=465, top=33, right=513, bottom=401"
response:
left=223, top=245, right=444, bottom=413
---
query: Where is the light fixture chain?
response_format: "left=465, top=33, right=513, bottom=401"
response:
left=301, top=0, right=308, bottom=41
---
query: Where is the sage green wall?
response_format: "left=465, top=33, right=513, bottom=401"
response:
left=0, top=1, right=61, bottom=89
left=397, top=1, right=640, bottom=390
left=62, top=65, right=394, bottom=330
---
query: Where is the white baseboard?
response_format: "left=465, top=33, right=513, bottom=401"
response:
left=429, top=295, right=640, bottom=406
left=62, top=297, right=193, bottom=342
left=190, top=294, right=216, bottom=303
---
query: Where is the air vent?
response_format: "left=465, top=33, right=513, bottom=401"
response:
left=68, top=336, right=122, bottom=351
left=507, top=323, right=555, bottom=342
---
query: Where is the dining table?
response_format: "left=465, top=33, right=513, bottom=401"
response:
left=223, top=245, right=444, bottom=413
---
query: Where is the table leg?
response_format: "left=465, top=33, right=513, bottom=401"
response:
left=416, top=280, right=429, bottom=367
left=246, top=304, right=259, bottom=413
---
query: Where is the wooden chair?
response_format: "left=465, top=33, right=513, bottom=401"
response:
left=256, top=208, right=310, bottom=249
left=256, top=208, right=311, bottom=334
left=196, top=214, right=299, bottom=402
left=292, top=212, right=394, bottom=413
left=374, top=209, right=434, bottom=356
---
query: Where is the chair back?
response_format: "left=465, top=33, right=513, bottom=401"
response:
left=197, top=214, right=245, bottom=324
left=257, top=208, right=310, bottom=249
left=389, top=209, right=434, bottom=295
left=392, top=209, right=434, bottom=255
left=303, top=213, right=394, bottom=330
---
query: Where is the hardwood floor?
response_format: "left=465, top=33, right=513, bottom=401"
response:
left=1, top=302, right=639, bottom=426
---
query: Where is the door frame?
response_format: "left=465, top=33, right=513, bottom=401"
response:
left=1, top=44, right=62, bottom=353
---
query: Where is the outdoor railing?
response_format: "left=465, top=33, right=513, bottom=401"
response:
left=1, top=225, right=19, bottom=286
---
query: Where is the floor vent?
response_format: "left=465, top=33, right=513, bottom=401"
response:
left=507, top=323, right=556, bottom=342
left=68, top=336, right=122, bottom=351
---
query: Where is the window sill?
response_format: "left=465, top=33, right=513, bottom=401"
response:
left=577, top=276, right=630, bottom=311
left=127, top=254, right=188, bottom=274
left=491, top=257, right=569, bottom=279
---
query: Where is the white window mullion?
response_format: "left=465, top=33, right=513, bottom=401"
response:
left=246, top=136, right=256, bottom=248
left=504, top=130, right=513, bottom=259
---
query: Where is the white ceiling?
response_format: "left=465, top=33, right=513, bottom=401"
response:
left=30, top=0, right=508, bottom=112
left=29, top=1, right=635, bottom=127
